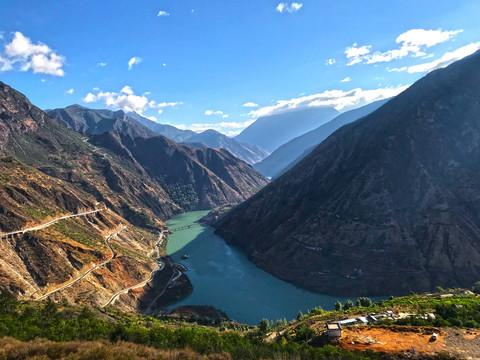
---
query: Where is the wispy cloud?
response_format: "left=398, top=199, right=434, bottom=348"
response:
left=346, top=28, right=463, bottom=66
left=276, top=2, right=303, bottom=13
left=247, top=85, right=409, bottom=118
left=158, top=10, right=170, bottom=17
left=97, top=62, right=107, bottom=67
left=128, top=56, right=142, bottom=70
left=0, top=32, right=65, bottom=76
left=65, top=88, right=74, bottom=95
left=340, top=77, right=351, bottom=82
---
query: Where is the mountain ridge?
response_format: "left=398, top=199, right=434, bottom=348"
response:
left=216, top=50, right=480, bottom=296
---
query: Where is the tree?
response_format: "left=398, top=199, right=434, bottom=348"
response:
left=0, top=291, right=18, bottom=315
left=296, top=311, right=304, bottom=321
left=335, top=301, right=343, bottom=311
left=473, top=281, right=480, bottom=294
left=343, top=300, right=354, bottom=310
left=356, top=297, right=373, bottom=307
left=435, top=286, right=444, bottom=293
left=259, top=318, right=270, bottom=333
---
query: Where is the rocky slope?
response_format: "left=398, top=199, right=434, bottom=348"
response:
left=216, top=50, right=480, bottom=296
left=185, top=129, right=270, bottom=165
left=254, top=99, right=389, bottom=178
left=235, top=107, right=339, bottom=152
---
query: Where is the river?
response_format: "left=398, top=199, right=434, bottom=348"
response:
left=166, top=211, right=379, bottom=325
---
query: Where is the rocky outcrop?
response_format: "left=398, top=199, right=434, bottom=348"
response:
left=216, top=50, right=480, bottom=296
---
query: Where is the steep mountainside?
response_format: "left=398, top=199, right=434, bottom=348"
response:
left=254, top=99, right=389, bottom=177
left=235, top=107, right=339, bottom=152
left=47, top=105, right=157, bottom=139
left=185, top=129, right=269, bottom=164
left=91, top=132, right=268, bottom=210
left=216, top=50, right=480, bottom=296
left=127, top=111, right=196, bottom=142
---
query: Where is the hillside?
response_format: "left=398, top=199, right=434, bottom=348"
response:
left=235, top=107, right=339, bottom=152
left=47, top=105, right=157, bottom=139
left=216, top=50, right=480, bottom=296
left=254, top=99, right=389, bottom=178
left=185, top=129, right=270, bottom=164
left=90, top=131, right=268, bottom=210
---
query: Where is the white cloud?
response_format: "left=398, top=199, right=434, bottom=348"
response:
left=82, top=92, right=97, bottom=103
left=1, top=32, right=65, bottom=76
left=81, top=86, right=182, bottom=115
left=346, top=28, right=463, bottom=66
left=276, top=2, right=303, bottom=13
left=40, top=78, right=46, bottom=83
left=158, top=109, right=163, bottom=115
left=146, top=116, right=158, bottom=121
left=325, top=58, right=336, bottom=66
left=128, top=56, right=142, bottom=70
left=340, top=77, right=351, bottom=82
left=205, top=110, right=225, bottom=116
left=157, top=101, right=182, bottom=108
left=248, top=85, right=410, bottom=118
left=345, top=43, right=371, bottom=65
left=158, top=10, right=170, bottom=16
left=97, top=62, right=107, bottom=67
left=162, top=63, right=167, bottom=67
left=120, top=85, right=134, bottom=95
left=388, top=66, right=407, bottom=72
left=176, top=119, right=255, bottom=134
left=65, top=88, right=74, bottom=95
left=242, top=102, right=258, bottom=107
left=407, top=41, right=480, bottom=73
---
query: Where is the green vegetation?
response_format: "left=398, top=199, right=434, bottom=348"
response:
left=0, top=291, right=381, bottom=360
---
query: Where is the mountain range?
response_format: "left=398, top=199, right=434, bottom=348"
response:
left=253, top=99, right=390, bottom=178
left=235, top=107, right=340, bottom=152
left=216, top=50, right=480, bottom=296
left=50, top=108, right=270, bottom=165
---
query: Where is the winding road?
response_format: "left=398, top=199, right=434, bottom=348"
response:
left=0, top=208, right=106, bottom=239
left=36, top=224, right=126, bottom=301
left=143, top=268, right=182, bottom=315
left=102, top=232, right=167, bottom=307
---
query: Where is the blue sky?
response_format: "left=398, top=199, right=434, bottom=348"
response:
left=1, top=0, right=479, bottom=136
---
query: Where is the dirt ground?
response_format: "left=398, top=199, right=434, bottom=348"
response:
left=336, top=326, right=480, bottom=359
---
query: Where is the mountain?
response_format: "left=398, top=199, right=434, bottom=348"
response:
left=216, top=50, right=480, bottom=296
left=47, top=105, right=157, bottom=139
left=235, top=107, right=340, bottom=152
left=90, top=131, right=268, bottom=210
left=253, top=99, right=390, bottom=177
left=126, top=111, right=196, bottom=142
left=184, top=129, right=270, bottom=164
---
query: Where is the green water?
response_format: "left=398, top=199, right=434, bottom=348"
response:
left=166, top=211, right=379, bottom=325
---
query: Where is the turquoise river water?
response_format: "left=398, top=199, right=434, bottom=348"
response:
left=166, top=211, right=379, bottom=325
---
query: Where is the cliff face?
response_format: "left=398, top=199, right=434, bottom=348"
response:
left=216, top=50, right=480, bottom=296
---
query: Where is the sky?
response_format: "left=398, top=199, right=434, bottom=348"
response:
left=1, top=0, right=479, bottom=136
